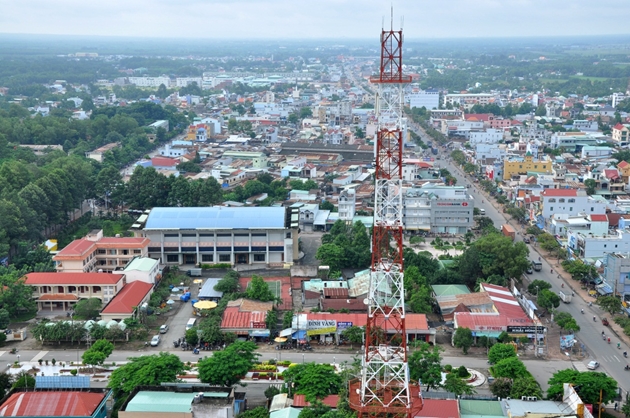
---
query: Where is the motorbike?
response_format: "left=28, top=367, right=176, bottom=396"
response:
left=624, top=352, right=627, bottom=358
left=625, top=365, right=630, bottom=371
left=173, top=340, right=180, bottom=348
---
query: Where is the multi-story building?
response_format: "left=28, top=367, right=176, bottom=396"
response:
left=540, top=189, right=608, bottom=222
left=567, top=229, right=630, bottom=260
left=127, top=76, right=171, bottom=87
left=134, top=207, right=299, bottom=267
left=25, top=272, right=126, bottom=312
left=407, top=89, right=440, bottom=110
left=503, top=152, right=552, bottom=181
left=175, top=77, right=203, bottom=87
left=338, top=189, right=356, bottom=221
left=469, top=129, right=503, bottom=145
left=53, top=230, right=150, bottom=273
left=403, top=185, right=474, bottom=233
left=603, top=252, right=630, bottom=301
left=612, top=123, right=630, bottom=145
left=474, top=143, right=506, bottom=166
left=443, top=93, right=495, bottom=110
left=549, top=131, right=601, bottom=151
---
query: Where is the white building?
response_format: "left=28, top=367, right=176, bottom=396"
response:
left=127, top=77, right=172, bottom=87
left=443, top=93, right=496, bottom=110
left=567, top=229, right=630, bottom=260
left=338, top=189, right=356, bottom=221
left=175, top=77, right=203, bottom=87
left=541, top=189, right=608, bottom=223
left=474, top=143, right=506, bottom=166
left=407, top=89, right=440, bottom=110
left=403, top=184, right=474, bottom=233
left=469, top=129, right=503, bottom=145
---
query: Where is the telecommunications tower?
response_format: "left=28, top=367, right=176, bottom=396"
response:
left=348, top=13, right=423, bottom=418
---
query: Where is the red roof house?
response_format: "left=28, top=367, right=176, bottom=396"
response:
left=100, top=281, right=153, bottom=321
left=415, top=399, right=460, bottom=418
left=0, top=389, right=109, bottom=417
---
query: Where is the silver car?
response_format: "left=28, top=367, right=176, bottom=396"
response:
left=587, top=360, right=599, bottom=370
left=150, top=335, right=161, bottom=347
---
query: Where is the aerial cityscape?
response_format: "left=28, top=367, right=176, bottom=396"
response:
left=1, top=1, right=630, bottom=418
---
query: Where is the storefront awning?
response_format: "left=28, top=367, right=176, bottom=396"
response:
left=279, top=328, right=293, bottom=337
left=292, top=330, right=307, bottom=340
left=596, top=283, right=613, bottom=296
left=249, top=329, right=270, bottom=337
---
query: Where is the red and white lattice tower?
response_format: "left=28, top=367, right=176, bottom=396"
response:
left=348, top=15, right=423, bottom=418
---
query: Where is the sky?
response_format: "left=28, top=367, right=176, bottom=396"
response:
left=2, top=0, right=630, bottom=40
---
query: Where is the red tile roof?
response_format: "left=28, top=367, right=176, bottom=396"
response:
left=320, top=298, right=366, bottom=312
left=618, top=161, right=629, bottom=169
left=0, top=391, right=106, bottom=416
left=541, top=189, right=578, bottom=197
left=590, top=214, right=608, bottom=222
left=101, top=281, right=153, bottom=315
left=97, top=237, right=149, bottom=247
left=323, top=288, right=349, bottom=299
left=221, top=306, right=267, bottom=330
left=293, top=394, right=339, bottom=408
left=151, top=157, right=178, bottom=167
left=481, top=283, right=532, bottom=325
left=604, top=169, right=620, bottom=180
left=416, top=399, right=459, bottom=418
left=25, top=272, right=124, bottom=285
left=54, top=239, right=95, bottom=257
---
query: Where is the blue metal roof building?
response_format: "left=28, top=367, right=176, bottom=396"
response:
left=144, top=207, right=287, bottom=230
left=138, top=206, right=299, bottom=267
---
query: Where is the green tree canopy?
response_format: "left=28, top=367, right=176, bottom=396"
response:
left=246, top=275, right=275, bottom=302
left=537, top=289, right=560, bottom=311
left=408, top=342, right=443, bottom=390
left=442, top=373, right=475, bottom=396
left=488, top=343, right=517, bottom=364
left=453, top=327, right=474, bottom=354
left=108, top=353, right=184, bottom=398
left=491, top=357, right=529, bottom=379
left=73, top=298, right=102, bottom=319
left=527, top=280, right=551, bottom=295
left=547, top=369, right=617, bottom=405
left=198, top=341, right=259, bottom=386
left=598, top=295, right=622, bottom=315
left=282, top=363, right=342, bottom=401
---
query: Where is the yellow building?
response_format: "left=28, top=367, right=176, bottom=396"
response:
left=503, top=152, right=552, bottom=180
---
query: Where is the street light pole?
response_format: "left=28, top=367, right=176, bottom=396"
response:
left=302, top=353, right=304, bottom=364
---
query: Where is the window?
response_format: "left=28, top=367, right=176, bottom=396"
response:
left=166, top=254, right=179, bottom=263
left=199, top=234, right=213, bottom=237
left=568, top=199, right=575, bottom=203
left=286, top=232, right=292, bottom=238
left=219, top=254, right=231, bottom=262
left=254, top=254, right=266, bottom=262
left=133, top=249, right=141, bottom=254
left=559, top=199, right=565, bottom=203
left=548, top=198, right=556, bottom=203
left=591, top=207, right=594, bottom=212
left=217, top=233, right=231, bottom=237
left=234, top=233, right=248, bottom=237
left=182, top=234, right=196, bottom=237
left=252, top=233, right=266, bottom=237
left=202, top=254, right=213, bottom=262
left=98, top=249, right=106, bottom=254
left=550, top=207, right=554, bottom=211
left=534, top=165, right=538, bottom=169
left=569, top=207, right=573, bottom=211
left=164, top=233, right=178, bottom=237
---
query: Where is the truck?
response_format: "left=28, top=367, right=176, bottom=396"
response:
left=501, top=224, right=516, bottom=241
left=532, top=261, right=542, bottom=271
left=559, top=291, right=572, bottom=304
left=186, top=268, right=202, bottom=277
left=431, top=147, right=438, bottom=155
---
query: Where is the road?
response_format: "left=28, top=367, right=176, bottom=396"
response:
left=410, top=123, right=630, bottom=394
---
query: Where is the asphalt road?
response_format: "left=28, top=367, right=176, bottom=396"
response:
left=411, top=124, right=630, bottom=395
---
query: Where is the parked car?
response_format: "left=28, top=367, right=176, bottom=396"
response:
left=150, top=335, right=161, bottom=346
left=526, top=266, right=533, bottom=274
left=587, top=360, right=600, bottom=370
left=524, top=237, right=530, bottom=244
left=159, top=325, right=169, bottom=334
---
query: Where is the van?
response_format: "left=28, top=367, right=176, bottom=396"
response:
left=186, top=318, right=196, bottom=330
left=479, top=208, right=486, bottom=215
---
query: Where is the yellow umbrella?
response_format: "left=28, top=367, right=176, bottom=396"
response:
left=193, top=300, right=218, bottom=310
left=274, top=337, right=287, bottom=343
left=193, top=279, right=203, bottom=284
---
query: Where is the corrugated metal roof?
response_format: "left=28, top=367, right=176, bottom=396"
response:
left=459, top=400, right=504, bottom=417
left=416, top=399, right=459, bottom=418
left=124, top=257, right=158, bottom=272
left=198, top=278, right=223, bottom=299
left=125, top=391, right=195, bottom=413
left=144, top=207, right=287, bottom=230
left=0, top=391, right=106, bottom=416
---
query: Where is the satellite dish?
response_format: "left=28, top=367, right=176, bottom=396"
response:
left=363, top=298, right=369, bottom=305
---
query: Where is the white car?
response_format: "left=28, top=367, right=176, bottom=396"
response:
left=587, top=361, right=599, bottom=370
left=159, top=325, right=169, bottom=334
left=150, top=335, right=161, bottom=347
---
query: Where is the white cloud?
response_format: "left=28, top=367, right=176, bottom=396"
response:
left=1, top=0, right=629, bottom=39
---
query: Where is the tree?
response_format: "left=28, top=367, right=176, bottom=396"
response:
left=488, top=343, right=516, bottom=364
left=282, top=362, right=342, bottom=401
left=282, top=311, right=294, bottom=329
left=299, top=107, right=313, bottom=119
left=584, top=179, right=597, bottom=195
left=12, top=372, right=35, bottom=390
left=490, top=377, right=513, bottom=398
left=442, top=373, right=475, bottom=396
left=73, top=298, right=102, bottom=319
left=622, top=395, right=630, bottom=418
left=537, top=289, right=560, bottom=311
left=214, top=274, right=240, bottom=294
left=108, top=353, right=184, bottom=398
left=341, top=326, right=364, bottom=349
left=408, top=342, right=443, bottom=390
left=185, top=327, right=199, bottom=346
left=510, top=376, right=543, bottom=399
left=598, top=295, right=622, bottom=315
left=453, top=327, right=473, bottom=354
left=298, top=401, right=332, bottom=418
left=527, top=280, right=551, bottom=295
left=246, top=275, right=275, bottom=302
left=491, top=357, right=529, bottom=379
left=238, top=406, right=270, bottom=418
left=198, top=341, right=259, bottom=386
left=83, top=339, right=114, bottom=370
left=0, top=373, right=12, bottom=399
left=0, top=309, right=10, bottom=329
left=547, top=369, right=617, bottom=405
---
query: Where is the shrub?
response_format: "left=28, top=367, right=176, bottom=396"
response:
left=70, top=369, right=77, bottom=376
left=444, top=364, right=453, bottom=372
left=457, top=365, right=469, bottom=378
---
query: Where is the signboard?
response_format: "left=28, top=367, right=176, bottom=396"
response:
left=507, top=326, right=546, bottom=334
left=307, top=320, right=336, bottom=329
left=435, top=202, right=467, bottom=206
left=307, top=326, right=337, bottom=336
left=336, top=321, right=353, bottom=331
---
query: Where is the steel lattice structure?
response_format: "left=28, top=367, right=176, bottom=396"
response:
left=348, top=19, right=423, bottom=418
